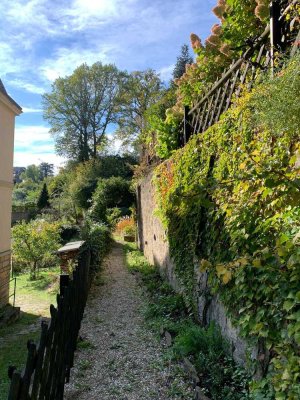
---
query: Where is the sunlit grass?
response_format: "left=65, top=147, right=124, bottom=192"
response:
left=0, top=267, right=60, bottom=399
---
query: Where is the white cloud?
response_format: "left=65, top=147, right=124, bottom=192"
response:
left=159, top=64, right=175, bottom=82
left=13, top=125, right=66, bottom=167
left=0, top=43, right=22, bottom=76
left=13, top=152, right=66, bottom=168
left=8, top=79, right=46, bottom=95
left=40, top=45, right=115, bottom=81
left=22, top=107, right=43, bottom=113
left=66, top=0, right=121, bottom=30
left=6, top=0, right=46, bottom=25
left=13, top=125, right=64, bottom=165
left=13, top=125, right=67, bottom=167
left=14, top=125, right=50, bottom=147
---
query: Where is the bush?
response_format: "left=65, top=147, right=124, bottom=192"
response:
left=60, top=225, right=80, bottom=243
left=173, top=323, right=250, bottom=399
left=81, top=219, right=111, bottom=276
left=89, top=177, right=135, bottom=224
left=115, top=217, right=136, bottom=237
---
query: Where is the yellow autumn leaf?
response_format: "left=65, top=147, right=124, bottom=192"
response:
left=236, top=257, right=248, bottom=266
left=216, top=264, right=232, bottom=284
left=216, top=264, right=227, bottom=276
left=222, top=270, right=232, bottom=284
left=239, top=162, right=246, bottom=170
left=253, top=258, right=261, bottom=267
left=199, top=259, right=212, bottom=272
left=240, top=182, right=250, bottom=191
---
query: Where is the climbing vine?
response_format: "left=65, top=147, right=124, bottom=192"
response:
left=153, top=55, right=300, bottom=399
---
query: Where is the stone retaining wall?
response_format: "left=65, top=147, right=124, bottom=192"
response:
left=0, top=250, right=11, bottom=306
left=11, top=211, right=31, bottom=225
left=137, top=169, right=257, bottom=366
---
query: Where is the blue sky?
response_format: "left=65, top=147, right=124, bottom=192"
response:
left=0, top=0, right=217, bottom=167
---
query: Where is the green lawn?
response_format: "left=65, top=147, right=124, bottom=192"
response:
left=0, top=267, right=59, bottom=399
left=14, top=267, right=60, bottom=316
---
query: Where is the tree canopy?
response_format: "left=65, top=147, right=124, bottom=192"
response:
left=116, top=69, right=164, bottom=149
left=43, top=62, right=126, bottom=162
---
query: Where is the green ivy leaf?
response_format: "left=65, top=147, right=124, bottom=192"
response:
left=283, top=300, right=295, bottom=312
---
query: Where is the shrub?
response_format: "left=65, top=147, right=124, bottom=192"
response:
left=60, top=225, right=80, bottom=243
left=115, top=217, right=136, bottom=237
left=81, top=218, right=111, bottom=276
left=89, top=177, right=135, bottom=224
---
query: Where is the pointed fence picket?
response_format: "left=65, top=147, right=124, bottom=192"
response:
left=7, top=248, right=91, bottom=400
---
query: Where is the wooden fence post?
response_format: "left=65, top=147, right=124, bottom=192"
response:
left=60, top=274, right=69, bottom=296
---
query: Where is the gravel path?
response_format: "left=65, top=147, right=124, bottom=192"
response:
left=64, top=241, right=194, bottom=400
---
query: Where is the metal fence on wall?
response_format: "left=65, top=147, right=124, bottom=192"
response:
left=180, top=0, right=299, bottom=147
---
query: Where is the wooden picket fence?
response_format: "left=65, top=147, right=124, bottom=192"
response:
left=7, top=248, right=91, bottom=400
left=178, top=0, right=300, bottom=146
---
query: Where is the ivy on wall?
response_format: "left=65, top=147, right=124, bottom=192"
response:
left=153, top=55, right=300, bottom=399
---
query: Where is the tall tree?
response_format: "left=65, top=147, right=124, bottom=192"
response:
left=37, top=183, right=50, bottom=209
left=39, top=162, right=54, bottom=179
left=173, top=44, right=193, bottom=79
left=42, top=62, right=125, bottom=162
left=20, top=164, right=41, bottom=183
left=116, top=69, right=163, bottom=148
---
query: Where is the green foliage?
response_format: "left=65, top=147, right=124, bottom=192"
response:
left=173, top=44, right=193, bottom=79
left=94, top=154, right=136, bottom=180
left=153, top=0, right=270, bottom=138
left=49, top=156, right=136, bottom=221
left=13, top=163, right=55, bottom=207
left=116, top=69, right=164, bottom=149
left=153, top=55, right=300, bottom=398
left=13, top=179, right=41, bottom=206
left=122, top=222, right=136, bottom=237
left=20, top=164, right=41, bottom=183
left=43, top=62, right=126, bottom=162
left=37, top=183, right=50, bottom=209
left=124, top=243, right=250, bottom=399
left=220, top=0, right=265, bottom=47
left=12, top=220, right=61, bottom=278
left=106, top=207, right=122, bottom=229
left=151, top=107, right=182, bottom=160
left=142, top=86, right=179, bottom=160
left=39, top=162, right=54, bottom=179
left=67, top=160, right=102, bottom=210
left=81, top=219, right=111, bottom=275
left=247, top=57, right=300, bottom=138
left=174, top=324, right=250, bottom=399
left=89, top=177, right=134, bottom=224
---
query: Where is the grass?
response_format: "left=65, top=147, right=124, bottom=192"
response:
left=14, top=267, right=60, bottom=317
left=124, top=242, right=251, bottom=400
left=0, top=267, right=60, bottom=400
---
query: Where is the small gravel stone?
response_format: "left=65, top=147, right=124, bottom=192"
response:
left=64, top=241, right=194, bottom=400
